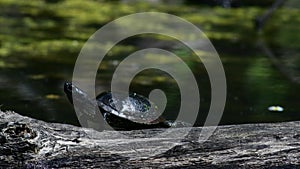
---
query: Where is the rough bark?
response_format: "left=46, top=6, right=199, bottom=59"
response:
left=0, top=110, right=300, bottom=168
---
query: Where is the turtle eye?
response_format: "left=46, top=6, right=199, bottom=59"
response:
left=64, top=82, right=73, bottom=93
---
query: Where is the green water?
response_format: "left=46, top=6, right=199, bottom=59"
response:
left=1, top=0, right=300, bottom=127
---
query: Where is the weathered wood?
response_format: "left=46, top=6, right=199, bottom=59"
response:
left=0, top=110, right=300, bottom=168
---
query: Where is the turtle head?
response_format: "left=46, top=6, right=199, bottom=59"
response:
left=64, top=82, right=89, bottom=104
left=64, top=82, right=74, bottom=103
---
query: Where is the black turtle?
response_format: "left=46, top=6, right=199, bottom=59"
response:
left=64, top=82, right=173, bottom=130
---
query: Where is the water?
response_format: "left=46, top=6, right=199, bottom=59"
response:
left=0, top=0, right=300, bottom=127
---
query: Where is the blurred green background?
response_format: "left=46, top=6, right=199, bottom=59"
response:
left=1, top=0, right=300, bottom=127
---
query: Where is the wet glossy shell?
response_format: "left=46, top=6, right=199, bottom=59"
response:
left=96, top=92, right=164, bottom=125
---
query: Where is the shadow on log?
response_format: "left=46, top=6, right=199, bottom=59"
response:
left=0, top=110, right=300, bottom=168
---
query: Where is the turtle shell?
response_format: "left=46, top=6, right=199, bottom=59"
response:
left=96, top=91, right=169, bottom=130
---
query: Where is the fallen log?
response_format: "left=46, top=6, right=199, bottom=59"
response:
left=0, top=110, right=300, bottom=168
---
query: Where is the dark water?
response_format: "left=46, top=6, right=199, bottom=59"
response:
left=0, top=0, right=300, bottom=127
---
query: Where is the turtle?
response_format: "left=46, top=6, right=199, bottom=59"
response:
left=64, top=82, right=176, bottom=130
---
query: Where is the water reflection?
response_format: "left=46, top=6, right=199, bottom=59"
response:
left=0, top=0, right=299, bottom=127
